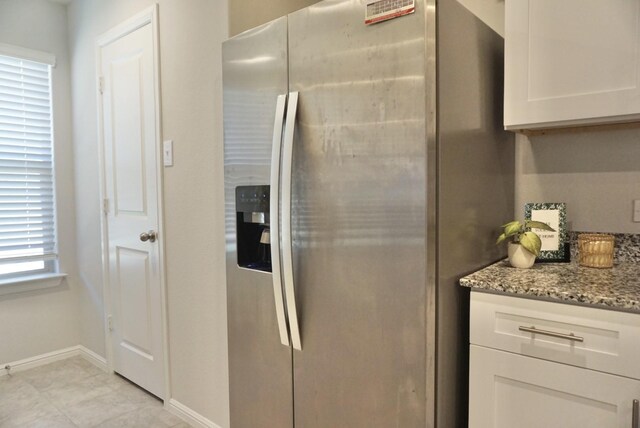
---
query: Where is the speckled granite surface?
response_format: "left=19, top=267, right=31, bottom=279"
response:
left=460, top=261, right=640, bottom=312
left=569, top=231, right=640, bottom=263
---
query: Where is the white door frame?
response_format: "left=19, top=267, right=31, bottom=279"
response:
left=95, top=4, right=170, bottom=401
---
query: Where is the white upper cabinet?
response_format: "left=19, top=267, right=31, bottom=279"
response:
left=504, top=0, right=640, bottom=130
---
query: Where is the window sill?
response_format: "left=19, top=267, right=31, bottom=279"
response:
left=0, top=273, right=68, bottom=297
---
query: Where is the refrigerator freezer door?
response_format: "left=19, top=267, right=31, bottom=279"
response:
left=288, top=1, right=428, bottom=427
left=223, top=17, right=293, bottom=428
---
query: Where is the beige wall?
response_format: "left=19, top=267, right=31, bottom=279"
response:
left=456, top=0, right=505, bottom=37
left=229, top=0, right=319, bottom=36
left=230, top=0, right=505, bottom=37
left=0, top=0, right=80, bottom=364
left=515, top=130, right=640, bottom=234
left=67, top=0, right=229, bottom=425
left=228, top=0, right=505, bottom=37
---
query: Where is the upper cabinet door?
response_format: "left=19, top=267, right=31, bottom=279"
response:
left=504, top=0, right=640, bottom=130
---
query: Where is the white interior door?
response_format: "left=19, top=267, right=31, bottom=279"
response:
left=98, top=12, right=165, bottom=399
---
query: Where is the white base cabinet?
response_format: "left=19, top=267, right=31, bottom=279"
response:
left=504, top=0, right=640, bottom=130
left=469, top=292, right=640, bottom=428
left=470, top=345, right=640, bottom=428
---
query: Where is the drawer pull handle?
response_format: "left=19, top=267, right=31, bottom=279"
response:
left=633, top=399, right=639, bottom=428
left=518, top=325, right=584, bottom=342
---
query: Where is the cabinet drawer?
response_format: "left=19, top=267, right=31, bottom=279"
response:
left=470, top=292, right=640, bottom=379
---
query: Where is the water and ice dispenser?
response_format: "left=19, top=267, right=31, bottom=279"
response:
left=235, top=185, right=271, bottom=272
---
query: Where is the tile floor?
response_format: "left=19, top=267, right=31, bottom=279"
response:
left=0, top=356, right=190, bottom=427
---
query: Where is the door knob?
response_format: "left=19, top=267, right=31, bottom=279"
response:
left=139, top=230, right=157, bottom=243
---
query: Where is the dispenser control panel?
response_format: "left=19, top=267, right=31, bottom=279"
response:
left=236, top=186, right=269, bottom=214
left=235, top=185, right=271, bottom=272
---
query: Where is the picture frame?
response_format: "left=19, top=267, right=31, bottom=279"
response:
left=524, top=202, right=568, bottom=262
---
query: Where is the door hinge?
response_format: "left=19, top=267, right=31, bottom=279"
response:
left=107, top=315, right=114, bottom=332
left=98, top=76, right=104, bottom=94
left=103, top=198, right=109, bottom=215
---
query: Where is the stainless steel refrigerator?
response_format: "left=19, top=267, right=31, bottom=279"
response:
left=222, top=0, right=514, bottom=426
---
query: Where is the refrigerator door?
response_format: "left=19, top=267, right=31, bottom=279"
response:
left=223, top=17, right=293, bottom=428
left=287, top=1, right=428, bottom=426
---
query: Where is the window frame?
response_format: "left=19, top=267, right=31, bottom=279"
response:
left=0, top=44, right=65, bottom=293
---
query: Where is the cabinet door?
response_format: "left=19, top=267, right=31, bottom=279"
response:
left=470, top=345, right=640, bottom=428
left=504, top=0, right=640, bottom=130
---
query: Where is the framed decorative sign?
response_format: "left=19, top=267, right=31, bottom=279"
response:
left=524, top=202, right=568, bottom=262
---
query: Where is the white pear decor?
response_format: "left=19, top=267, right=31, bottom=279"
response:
left=496, top=220, right=556, bottom=268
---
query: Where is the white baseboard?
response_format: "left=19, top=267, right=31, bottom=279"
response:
left=0, top=346, right=79, bottom=377
left=166, top=399, right=222, bottom=428
left=78, top=345, right=109, bottom=372
left=0, top=345, right=108, bottom=377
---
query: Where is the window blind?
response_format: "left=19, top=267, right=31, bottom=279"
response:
left=0, top=54, right=56, bottom=274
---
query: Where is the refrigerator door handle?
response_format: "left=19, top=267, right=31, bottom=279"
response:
left=270, top=93, right=290, bottom=347
left=281, top=91, right=302, bottom=351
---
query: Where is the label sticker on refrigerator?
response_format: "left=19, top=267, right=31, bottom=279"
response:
left=365, top=0, right=415, bottom=25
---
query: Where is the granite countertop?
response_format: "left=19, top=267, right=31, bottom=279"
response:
left=460, top=260, right=640, bottom=313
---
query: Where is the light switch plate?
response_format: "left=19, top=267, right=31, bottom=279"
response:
left=634, top=199, right=640, bottom=222
left=163, top=140, right=173, bottom=167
